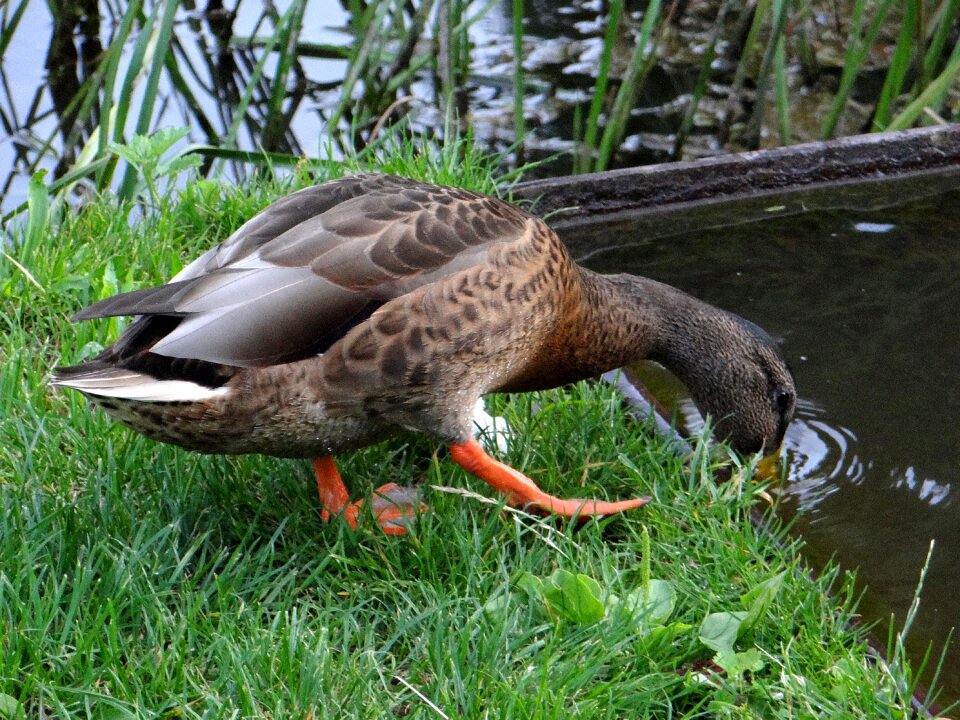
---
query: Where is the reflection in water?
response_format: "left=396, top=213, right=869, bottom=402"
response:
left=894, top=467, right=952, bottom=508
left=853, top=221, right=896, bottom=234
left=569, top=183, right=960, bottom=704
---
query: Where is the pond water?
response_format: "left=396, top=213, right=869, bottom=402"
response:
left=563, top=178, right=960, bottom=705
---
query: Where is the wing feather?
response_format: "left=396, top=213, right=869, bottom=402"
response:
left=72, top=175, right=533, bottom=369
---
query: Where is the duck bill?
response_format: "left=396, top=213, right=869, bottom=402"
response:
left=753, top=446, right=785, bottom=482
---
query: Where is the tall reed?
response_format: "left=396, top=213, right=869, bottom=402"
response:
left=2, top=0, right=958, bottom=217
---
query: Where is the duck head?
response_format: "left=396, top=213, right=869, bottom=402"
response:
left=654, top=310, right=796, bottom=457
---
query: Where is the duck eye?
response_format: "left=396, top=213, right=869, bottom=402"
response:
left=774, top=389, right=794, bottom=413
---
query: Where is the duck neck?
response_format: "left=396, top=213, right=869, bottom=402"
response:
left=494, top=268, right=723, bottom=394
left=556, top=269, right=794, bottom=457
left=575, top=269, right=723, bottom=387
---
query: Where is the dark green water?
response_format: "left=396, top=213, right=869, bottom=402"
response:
left=566, top=182, right=960, bottom=706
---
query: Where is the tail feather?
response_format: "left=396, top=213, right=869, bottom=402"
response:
left=51, top=364, right=230, bottom=402
left=71, top=281, right=191, bottom=321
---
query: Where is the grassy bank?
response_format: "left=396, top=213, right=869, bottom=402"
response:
left=1, top=154, right=945, bottom=718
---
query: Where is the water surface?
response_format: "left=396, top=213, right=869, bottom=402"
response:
left=565, top=181, right=960, bottom=704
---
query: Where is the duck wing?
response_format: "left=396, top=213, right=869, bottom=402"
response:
left=74, top=175, right=533, bottom=368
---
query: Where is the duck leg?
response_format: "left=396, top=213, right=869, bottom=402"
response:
left=312, top=457, right=424, bottom=535
left=449, top=439, right=650, bottom=519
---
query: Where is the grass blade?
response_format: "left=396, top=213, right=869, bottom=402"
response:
left=327, top=1, right=391, bottom=148
left=214, top=2, right=300, bottom=174
left=0, top=0, right=31, bottom=58
left=202, top=145, right=329, bottom=168
left=922, top=0, right=959, bottom=85
left=821, top=0, right=895, bottom=138
left=132, top=0, right=179, bottom=138
left=579, top=0, right=623, bottom=173
left=725, top=0, right=771, bottom=114
left=744, top=0, right=790, bottom=149
left=1, top=156, right=110, bottom=224
left=512, top=0, right=525, bottom=166
left=117, top=0, right=179, bottom=201
left=887, top=41, right=960, bottom=129
left=872, top=0, right=920, bottom=130
left=164, top=42, right=219, bottom=140
left=674, top=0, right=732, bottom=158
left=24, top=169, right=48, bottom=254
left=94, top=0, right=143, bottom=189
left=774, top=33, right=790, bottom=144
left=263, top=0, right=305, bottom=152
left=596, top=0, right=662, bottom=171
left=437, top=0, right=470, bottom=139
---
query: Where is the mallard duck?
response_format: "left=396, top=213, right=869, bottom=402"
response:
left=52, top=174, right=796, bottom=534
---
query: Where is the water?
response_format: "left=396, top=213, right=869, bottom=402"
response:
left=564, top=181, right=960, bottom=704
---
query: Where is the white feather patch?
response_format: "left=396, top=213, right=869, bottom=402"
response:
left=57, top=374, right=231, bottom=402
left=472, top=398, right=512, bottom=453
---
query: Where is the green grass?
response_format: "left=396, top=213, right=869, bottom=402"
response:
left=0, top=153, right=945, bottom=718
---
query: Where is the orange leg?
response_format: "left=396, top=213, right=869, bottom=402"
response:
left=313, top=457, right=351, bottom=525
left=449, top=439, right=650, bottom=519
left=312, top=457, right=425, bottom=536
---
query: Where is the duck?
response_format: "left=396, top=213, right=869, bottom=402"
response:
left=52, top=173, right=796, bottom=535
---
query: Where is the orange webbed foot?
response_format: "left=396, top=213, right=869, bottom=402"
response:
left=448, top=439, right=650, bottom=520
left=313, top=458, right=426, bottom=535
left=346, top=483, right=426, bottom=536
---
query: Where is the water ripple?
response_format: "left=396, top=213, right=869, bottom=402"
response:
left=778, top=402, right=863, bottom=513
left=779, top=401, right=955, bottom=512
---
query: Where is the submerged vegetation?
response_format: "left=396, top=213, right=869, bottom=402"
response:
left=2, top=0, right=959, bottom=715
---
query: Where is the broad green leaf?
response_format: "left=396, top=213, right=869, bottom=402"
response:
left=482, top=592, right=510, bottom=621
left=52, top=275, right=94, bottom=294
left=641, top=621, right=694, bottom=648
left=109, top=143, right=139, bottom=165
left=78, top=341, right=106, bottom=361
left=739, top=571, right=785, bottom=634
left=111, top=128, right=189, bottom=168
left=516, top=572, right=544, bottom=599
left=25, top=169, right=49, bottom=251
left=699, top=610, right=747, bottom=654
left=612, top=579, right=676, bottom=625
left=149, top=127, right=190, bottom=155
left=100, top=261, right=119, bottom=301
left=162, top=154, right=203, bottom=174
left=542, top=569, right=605, bottom=624
left=91, top=705, right=138, bottom=720
left=0, top=693, right=25, bottom=720
left=714, top=647, right=764, bottom=680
